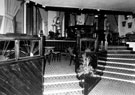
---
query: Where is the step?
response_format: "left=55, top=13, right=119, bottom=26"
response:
left=108, top=46, right=128, bottom=48
left=107, top=46, right=129, bottom=50
left=96, top=70, right=135, bottom=81
left=44, top=82, right=84, bottom=95
left=98, top=60, right=135, bottom=69
left=44, top=89, right=83, bottom=95
left=44, top=73, right=77, bottom=78
left=98, top=57, right=135, bottom=63
left=107, top=50, right=132, bottom=53
left=104, top=54, right=135, bottom=58
left=99, top=57, right=135, bottom=60
left=97, top=65, right=135, bottom=75
left=44, top=75, right=80, bottom=85
left=98, top=57, right=135, bottom=62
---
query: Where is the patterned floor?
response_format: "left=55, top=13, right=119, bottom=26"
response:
left=44, top=55, right=135, bottom=95
left=89, top=79, right=135, bottom=95
left=44, top=56, right=76, bottom=76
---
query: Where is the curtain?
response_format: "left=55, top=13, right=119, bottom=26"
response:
left=1, top=0, right=22, bottom=34
left=85, top=14, right=94, bottom=25
left=39, top=8, right=48, bottom=36
left=35, top=8, right=42, bottom=35
left=107, top=15, right=118, bottom=33
left=69, top=14, right=76, bottom=26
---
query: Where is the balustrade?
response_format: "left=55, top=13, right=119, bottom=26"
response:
left=45, top=39, right=76, bottom=52
left=0, top=33, right=44, bottom=95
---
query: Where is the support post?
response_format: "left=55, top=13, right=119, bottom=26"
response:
left=104, top=32, right=108, bottom=51
left=15, top=40, right=20, bottom=60
left=75, top=29, right=81, bottom=73
left=39, top=30, right=46, bottom=93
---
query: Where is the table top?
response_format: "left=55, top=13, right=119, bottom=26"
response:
left=45, top=46, right=55, bottom=49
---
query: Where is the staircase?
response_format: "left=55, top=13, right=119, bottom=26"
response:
left=96, top=45, right=135, bottom=83
left=43, top=56, right=85, bottom=95
left=43, top=73, right=84, bottom=95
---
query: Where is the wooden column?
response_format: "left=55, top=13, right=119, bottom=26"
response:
left=75, top=29, right=81, bottom=72
left=104, top=30, right=109, bottom=51
left=39, top=30, right=46, bottom=89
left=15, top=40, right=20, bottom=60
left=39, top=31, right=44, bottom=56
left=98, top=14, right=105, bottom=51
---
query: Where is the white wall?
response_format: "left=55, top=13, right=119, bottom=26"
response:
left=118, top=15, right=135, bottom=37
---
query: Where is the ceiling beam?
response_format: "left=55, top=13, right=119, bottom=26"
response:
left=26, top=2, right=134, bottom=15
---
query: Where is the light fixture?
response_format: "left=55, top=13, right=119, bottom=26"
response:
left=95, top=15, right=98, bottom=18
left=104, top=14, right=107, bottom=17
left=97, top=9, right=100, bottom=11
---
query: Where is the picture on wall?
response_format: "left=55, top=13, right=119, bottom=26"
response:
left=122, top=21, right=126, bottom=27
left=128, top=22, right=132, bottom=28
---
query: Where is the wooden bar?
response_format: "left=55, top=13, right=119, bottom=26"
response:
left=46, top=40, right=76, bottom=52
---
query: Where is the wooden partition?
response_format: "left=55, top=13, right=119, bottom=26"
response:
left=0, top=34, right=44, bottom=95
left=45, top=40, right=76, bottom=52
left=80, top=38, right=95, bottom=52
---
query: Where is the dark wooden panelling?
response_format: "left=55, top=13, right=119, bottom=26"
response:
left=46, top=40, right=76, bottom=52
left=0, top=58, right=43, bottom=95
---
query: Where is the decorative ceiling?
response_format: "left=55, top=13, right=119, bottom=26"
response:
left=31, top=0, right=135, bottom=13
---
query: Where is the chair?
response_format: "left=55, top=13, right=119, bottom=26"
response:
left=45, top=49, right=54, bottom=64
left=53, top=51, right=61, bottom=61
left=67, top=47, right=76, bottom=65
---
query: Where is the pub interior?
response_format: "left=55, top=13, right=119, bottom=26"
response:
left=0, top=0, right=135, bottom=95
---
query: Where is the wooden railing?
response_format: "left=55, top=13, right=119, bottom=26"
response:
left=45, top=39, right=76, bottom=52
left=0, top=34, right=45, bottom=95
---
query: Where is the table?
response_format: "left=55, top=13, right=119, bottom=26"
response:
left=45, top=46, right=55, bottom=54
left=45, top=46, right=55, bottom=64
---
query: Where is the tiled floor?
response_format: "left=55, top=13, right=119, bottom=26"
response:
left=89, top=79, right=135, bottom=95
left=45, top=56, right=135, bottom=95
left=45, top=56, right=76, bottom=76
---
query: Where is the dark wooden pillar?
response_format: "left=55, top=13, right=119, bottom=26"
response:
left=39, top=30, right=45, bottom=87
left=75, top=29, right=81, bottom=72
left=97, top=14, right=106, bottom=51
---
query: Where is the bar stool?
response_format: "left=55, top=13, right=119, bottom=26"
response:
left=53, top=51, right=61, bottom=61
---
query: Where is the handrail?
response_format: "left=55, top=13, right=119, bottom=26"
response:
left=0, top=55, right=44, bottom=66
left=45, top=39, right=76, bottom=52
left=0, top=33, right=43, bottom=60
left=0, top=34, right=40, bottom=40
left=46, top=39, right=76, bottom=42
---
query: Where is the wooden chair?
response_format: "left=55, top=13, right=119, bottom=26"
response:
left=53, top=51, right=61, bottom=61
left=67, top=47, right=76, bottom=65
left=45, top=49, right=54, bottom=64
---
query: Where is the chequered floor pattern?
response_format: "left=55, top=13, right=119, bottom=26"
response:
left=89, top=79, right=135, bottom=95
left=45, top=56, right=75, bottom=76
left=44, top=56, right=83, bottom=95
left=44, top=52, right=135, bottom=95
